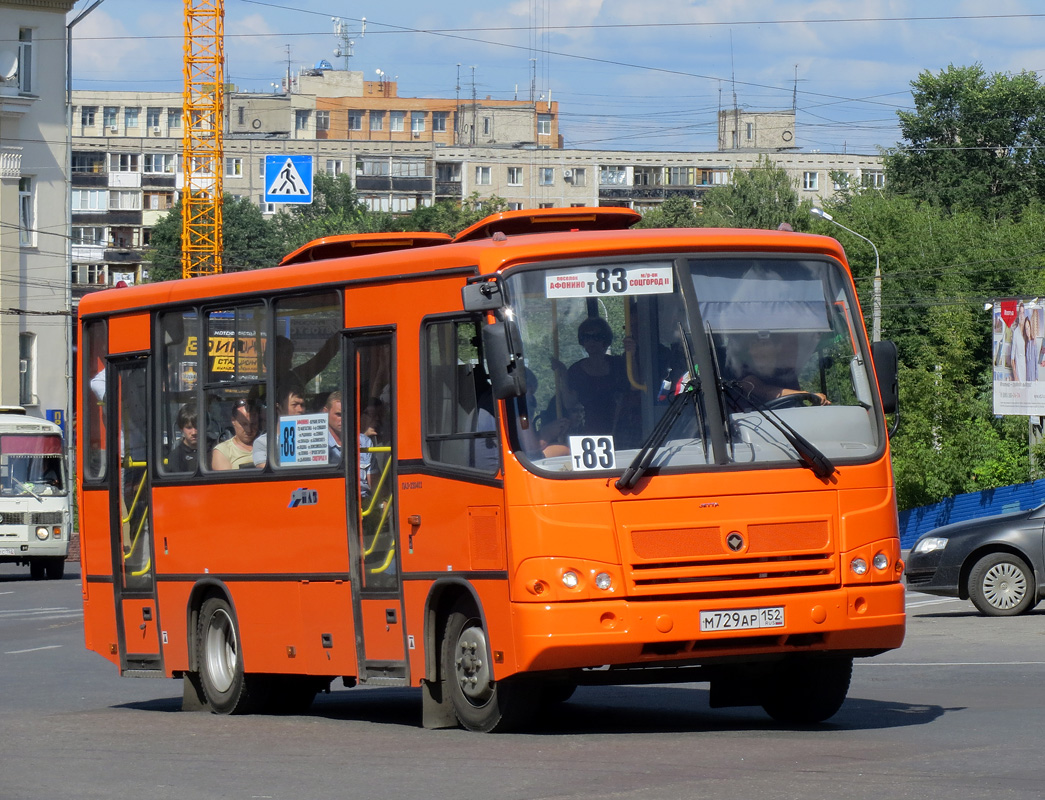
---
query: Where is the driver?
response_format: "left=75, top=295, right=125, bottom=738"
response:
left=728, top=331, right=828, bottom=405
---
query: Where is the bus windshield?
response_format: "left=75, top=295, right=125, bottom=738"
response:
left=502, top=255, right=881, bottom=477
left=0, top=434, right=66, bottom=496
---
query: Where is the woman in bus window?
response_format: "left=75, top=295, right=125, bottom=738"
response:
left=212, top=399, right=259, bottom=470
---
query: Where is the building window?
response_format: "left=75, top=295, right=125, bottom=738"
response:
left=168, top=108, right=182, bottom=129
left=862, top=169, right=885, bottom=189
left=667, top=167, right=694, bottom=186
left=433, top=111, right=448, bottom=132
left=507, top=202, right=524, bottom=211
left=17, top=28, right=32, bottom=94
left=72, top=226, right=107, bottom=246
left=391, top=111, right=405, bottom=132
left=18, top=178, right=34, bottom=247
left=539, top=167, right=554, bottom=186
left=507, top=166, right=523, bottom=186
left=370, top=111, right=384, bottom=132
left=746, top=122, right=753, bottom=140
left=482, top=117, right=491, bottom=135
left=475, top=166, right=491, bottom=185
left=19, top=333, right=35, bottom=406
left=146, top=107, right=161, bottom=128
left=600, top=165, right=627, bottom=186
left=572, top=168, right=587, bottom=187
left=109, top=153, right=140, bottom=172
left=411, top=112, right=426, bottom=134
left=81, top=106, right=97, bottom=127
left=326, top=159, right=343, bottom=177
left=144, top=191, right=174, bottom=210
left=437, top=163, right=461, bottom=182
left=72, top=189, right=107, bottom=212
left=295, top=110, right=310, bottom=131
left=259, top=195, right=276, bottom=214
left=316, top=110, right=330, bottom=131
left=347, top=110, right=363, bottom=131
left=72, top=153, right=105, bottom=174
left=832, top=173, right=851, bottom=191
left=143, top=153, right=176, bottom=174
left=537, top=114, right=552, bottom=136
left=103, top=107, right=118, bottom=130
left=803, top=171, right=819, bottom=191
left=538, top=202, right=554, bottom=209
left=225, top=157, right=243, bottom=177
left=125, top=107, right=140, bottom=128
left=109, top=190, right=141, bottom=211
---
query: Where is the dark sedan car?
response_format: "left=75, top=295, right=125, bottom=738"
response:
left=906, top=505, right=1044, bottom=616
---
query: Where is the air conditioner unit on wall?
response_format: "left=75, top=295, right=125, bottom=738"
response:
left=563, top=169, right=573, bottom=179
left=152, top=127, right=161, bottom=135
left=109, top=126, right=118, bottom=133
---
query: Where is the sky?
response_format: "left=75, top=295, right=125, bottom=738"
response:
left=68, top=0, right=1045, bottom=154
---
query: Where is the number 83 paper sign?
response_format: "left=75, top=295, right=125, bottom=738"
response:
left=569, top=435, right=616, bottom=471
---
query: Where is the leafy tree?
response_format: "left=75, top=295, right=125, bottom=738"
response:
left=884, top=64, right=1045, bottom=218
left=695, top=156, right=811, bottom=230
left=401, top=193, right=509, bottom=236
left=270, top=173, right=382, bottom=252
left=146, top=194, right=284, bottom=282
left=634, top=195, right=700, bottom=228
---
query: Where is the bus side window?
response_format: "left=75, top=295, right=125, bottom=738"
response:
left=158, top=309, right=200, bottom=476
left=424, top=317, right=498, bottom=473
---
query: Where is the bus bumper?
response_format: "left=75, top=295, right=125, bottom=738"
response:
left=509, top=582, right=905, bottom=674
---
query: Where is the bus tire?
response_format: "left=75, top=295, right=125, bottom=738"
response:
left=760, top=656, right=852, bottom=725
left=441, top=601, right=530, bottom=732
left=29, top=559, right=46, bottom=581
left=44, top=557, right=65, bottom=580
left=197, top=596, right=267, bottom=714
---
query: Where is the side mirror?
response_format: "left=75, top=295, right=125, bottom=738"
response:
left=481, top=320, right=526, bottom=399
left=871, top=340, right=898, bottom=415
left=462, top=278, right=505, bottom=312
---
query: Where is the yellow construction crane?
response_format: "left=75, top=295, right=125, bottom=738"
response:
left=181, top=0, right=224, bottom=278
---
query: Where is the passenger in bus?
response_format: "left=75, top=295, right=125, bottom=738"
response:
left=273, top=333, right=339, bottom=388
left=325, top=391, right=343, bottom=466
left=550, top=317, right=636, bottom=436
left=727, top=332, right=828, bottom=405
left=252, top=381, right=307, bottom=469
left=167, top=402, right=199, bottom=472
left=211, top=399, right=259, bottom=470
left=358, top=398, right=384, bottom=499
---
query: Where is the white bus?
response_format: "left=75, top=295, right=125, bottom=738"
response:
left=0, top=408, right=70, bottom=580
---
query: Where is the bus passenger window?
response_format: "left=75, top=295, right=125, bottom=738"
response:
left=158, top=309, right=200, bottom=475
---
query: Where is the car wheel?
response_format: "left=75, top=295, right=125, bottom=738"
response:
left=968, top=552, right=1036, bottom=617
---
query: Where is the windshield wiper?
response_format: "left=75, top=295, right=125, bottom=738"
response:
left=721, top=381, right=837, bottom=479
left=11, top=476, right=43, bottom=501
left=616, top=372, right=700, bottom=491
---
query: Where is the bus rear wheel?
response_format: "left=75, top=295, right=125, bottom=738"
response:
left=197, top=596, right=267, bottom=714
left=759, top=656, right=852, bottom=725
left=441, top=601, right=530, bottom=732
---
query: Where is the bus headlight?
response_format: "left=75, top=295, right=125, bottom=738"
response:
left=35, top=526, right=49, bottom=541
left=850, top=557, right=868, bottom=576
left=595, top=572, right=613, bottom=591
left=873, top=552, right=890, bottom=571
left=561, top=571, right=579, bottom=589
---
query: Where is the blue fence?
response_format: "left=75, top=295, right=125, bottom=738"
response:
left=898, top=479, right=1045, bottom=549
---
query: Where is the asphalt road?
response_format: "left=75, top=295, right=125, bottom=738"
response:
left=2, top=561, right=1044, bottom=800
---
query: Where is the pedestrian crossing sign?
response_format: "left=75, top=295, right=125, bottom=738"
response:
left=264, top=155, right=313, bottom=204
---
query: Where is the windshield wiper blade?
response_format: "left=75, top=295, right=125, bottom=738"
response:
left=616, top=376, right=698, bottom=491
left=11, top=476, right=42, bottom=501
left=722, top=381, right=837, bottom=479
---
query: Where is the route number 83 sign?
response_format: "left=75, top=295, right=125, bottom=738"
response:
left=568, top=435, right=616, bottom=471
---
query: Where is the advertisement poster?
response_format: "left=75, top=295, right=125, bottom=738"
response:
left=992, top=297, right=1045, bottom=415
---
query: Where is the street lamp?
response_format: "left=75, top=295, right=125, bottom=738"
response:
left=811, top=207, right=882, bottom=342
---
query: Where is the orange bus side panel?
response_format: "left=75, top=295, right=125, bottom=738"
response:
left=228, top=582, right=305, bottom=674
left=155, top=582, right=192, bottom=673
left=79, top=489, right=113, bottom=579
left=401, top=580, right=430, bottom=684
left=299, top=580, right=357, bottom=675
left=121, top=598, right=160, bottom=658
left=83, top=584, right=119, bottom=669
left=360, top=598, right=405, bottom=662
left=108, top=312, right=151, bottom=354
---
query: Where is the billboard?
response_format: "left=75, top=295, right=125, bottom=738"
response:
left=993, top=298, right=1045, bottom=415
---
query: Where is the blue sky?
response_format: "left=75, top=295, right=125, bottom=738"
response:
left=69, top=0, right=1045, bottom=153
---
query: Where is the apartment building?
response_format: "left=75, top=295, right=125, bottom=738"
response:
left=1, top=0, right=77, bottom=425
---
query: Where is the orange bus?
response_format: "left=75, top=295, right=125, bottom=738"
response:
left=77, top=208, right=904, bottom=731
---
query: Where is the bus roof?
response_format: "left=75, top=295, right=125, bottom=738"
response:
left=77, top=209, right=851, bottom=319
left=0, top=413, right=63, bottom=435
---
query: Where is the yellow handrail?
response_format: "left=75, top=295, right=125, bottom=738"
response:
left=623, top=302, right=647, bottom=391
left=360, top=446, right=391, bottom=519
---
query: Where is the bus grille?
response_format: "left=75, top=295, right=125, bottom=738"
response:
left=624, top=522, right=839, bottom=597
left=32, top=512, right=63, bottom=525
left=0, top=512, right=27, bottom=527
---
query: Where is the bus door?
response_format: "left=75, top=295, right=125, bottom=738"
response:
left=346, top=332, right=407, bottom=682
left=109, top=359, right=162, bottom=671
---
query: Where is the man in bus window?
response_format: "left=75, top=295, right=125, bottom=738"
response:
left=212, top=399, right=259, bottom=470
left=325, top=391, right=343, bottom=466
left=167, top=402, right=199, bottom=472
left=252, top=381, right=306, bottom=468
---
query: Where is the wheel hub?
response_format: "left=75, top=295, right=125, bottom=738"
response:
left=454, top=624, right=492, bottom=703
left=983, top=563, right=1027, bottom=609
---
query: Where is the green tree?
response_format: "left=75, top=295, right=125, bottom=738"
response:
left=270, top=172, right=386, bottom=252
left=696, top=156, right=810, bottom=230
left=401, top=193, right=508, bottom=236
left=146, top=194, right=284, bottom=282
left=634, top=195, right=700, bottom=228
left=884, top=64, right=1045, bottom=218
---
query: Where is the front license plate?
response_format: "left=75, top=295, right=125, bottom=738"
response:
left=0, top=547, right=16, bottom=556
left=699, top=606, right=785, bottom=632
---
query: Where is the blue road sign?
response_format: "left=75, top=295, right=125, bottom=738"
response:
left=264, top=155, right=313, bottom=204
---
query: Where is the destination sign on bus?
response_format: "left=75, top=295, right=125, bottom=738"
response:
left=278, top=413, right=330, bottom=466
left=545, top=264, right=673, bottom=298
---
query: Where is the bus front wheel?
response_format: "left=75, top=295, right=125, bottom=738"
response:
left=759, top=656, right=852, bottom=725
left=441, top=601, right=529, bottom=732
left=197, top=596, right=266, bottom=714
